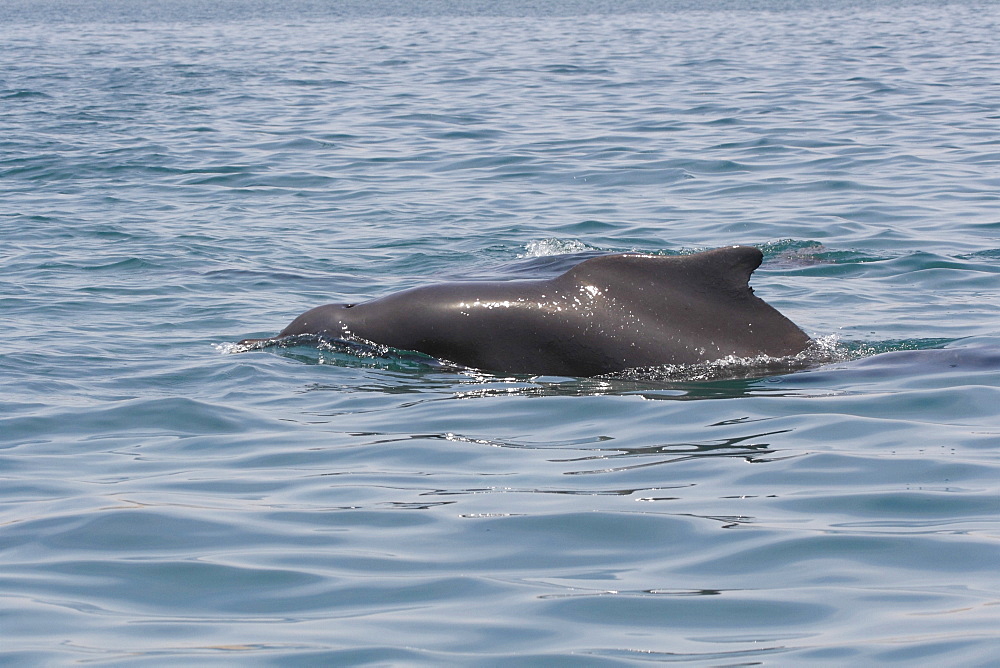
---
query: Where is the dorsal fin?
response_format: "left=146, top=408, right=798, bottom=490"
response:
left=559, top=246, right=764, bottom=296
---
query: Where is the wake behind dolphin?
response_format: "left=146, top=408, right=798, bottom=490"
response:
left=241, top=246, right=812, bottom=377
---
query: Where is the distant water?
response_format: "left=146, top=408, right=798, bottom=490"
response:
left=2, top=0, right=999, bottom=665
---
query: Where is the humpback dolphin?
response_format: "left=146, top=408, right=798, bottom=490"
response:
left=241, top=246, right=811, bottom=377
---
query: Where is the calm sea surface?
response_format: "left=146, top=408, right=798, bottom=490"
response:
left=2, top=0, right=999, bottom=664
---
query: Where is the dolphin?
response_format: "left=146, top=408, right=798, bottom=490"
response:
left=241, top=245, right=811, bottom=376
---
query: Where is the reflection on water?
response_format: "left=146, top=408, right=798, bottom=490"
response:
left=558, top=429, right=793, bottom=474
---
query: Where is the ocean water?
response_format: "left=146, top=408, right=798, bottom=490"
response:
left=2, top=0, right=999, bottom=664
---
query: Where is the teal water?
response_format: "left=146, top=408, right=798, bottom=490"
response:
left=2, top=1, right=999, bottom=664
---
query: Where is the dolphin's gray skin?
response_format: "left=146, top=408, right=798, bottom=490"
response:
left=242, top=246, right=811, bottom=376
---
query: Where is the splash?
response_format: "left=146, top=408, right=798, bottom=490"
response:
left=519, top=238, right=601, bottom=258
left=599, top=335, right=959, bottom=383
left=603, top=335, right=851, bottom=383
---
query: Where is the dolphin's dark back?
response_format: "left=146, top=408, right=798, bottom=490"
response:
left=245, top=246, right=812, bottom=376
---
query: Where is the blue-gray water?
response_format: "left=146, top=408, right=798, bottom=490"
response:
left=2, top=0, right=999, bottom=664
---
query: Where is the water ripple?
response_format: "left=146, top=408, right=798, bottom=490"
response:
left=3, top=2, right=1000, bottom=665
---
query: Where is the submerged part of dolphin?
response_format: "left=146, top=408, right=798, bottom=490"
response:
left=241, top=246, right=812, bottom=377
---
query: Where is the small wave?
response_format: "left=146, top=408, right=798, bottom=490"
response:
left=3, top=89, right=52, bottom=100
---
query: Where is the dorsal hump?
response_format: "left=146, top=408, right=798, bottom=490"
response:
left=558, top=245, right=764, bottom=297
